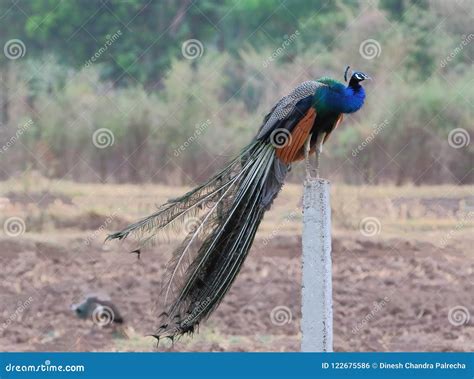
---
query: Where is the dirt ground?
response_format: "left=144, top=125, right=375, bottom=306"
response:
left=0, top=182, right=473, bottom=352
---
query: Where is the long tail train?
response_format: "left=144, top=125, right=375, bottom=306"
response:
left=107, top=140, right=287, bottom=339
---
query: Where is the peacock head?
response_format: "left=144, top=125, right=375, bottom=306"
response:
left=344, top=66, right=371, bottom=87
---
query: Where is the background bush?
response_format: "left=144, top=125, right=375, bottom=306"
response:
left=0, top=0, right=472, bottom=185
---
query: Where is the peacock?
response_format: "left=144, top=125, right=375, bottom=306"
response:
left=107, top=66, right=370, bottom=341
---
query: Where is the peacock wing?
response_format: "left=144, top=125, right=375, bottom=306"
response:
left=256, top=80, right=321, bottom=140
left=274, top=107, right=316, bottom=164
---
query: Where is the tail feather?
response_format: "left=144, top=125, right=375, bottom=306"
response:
left=261, top=158, right=288, bottom=208
left=106, top=141, right=259, bottom=245
left=108, top=140, right=287, bottom=339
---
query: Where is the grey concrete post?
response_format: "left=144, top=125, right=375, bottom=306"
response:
left=301, top=178, right=333, bottom=352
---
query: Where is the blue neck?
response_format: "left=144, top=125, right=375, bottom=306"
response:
left=340, top=85, right=366, bottom=114
left=318, top=83, right=366, bottom=114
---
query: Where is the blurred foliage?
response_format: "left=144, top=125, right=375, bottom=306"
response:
left=0, top=0, right=472, bottom=184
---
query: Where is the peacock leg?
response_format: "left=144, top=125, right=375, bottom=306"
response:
left=314, top=132, right=326, bottom=178
left=305, top=134, right=313, bottom=179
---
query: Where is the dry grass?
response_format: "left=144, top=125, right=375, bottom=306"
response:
left=1, top=177, right=472, bottom=352
left=1, top=176, right=473, bottom=237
